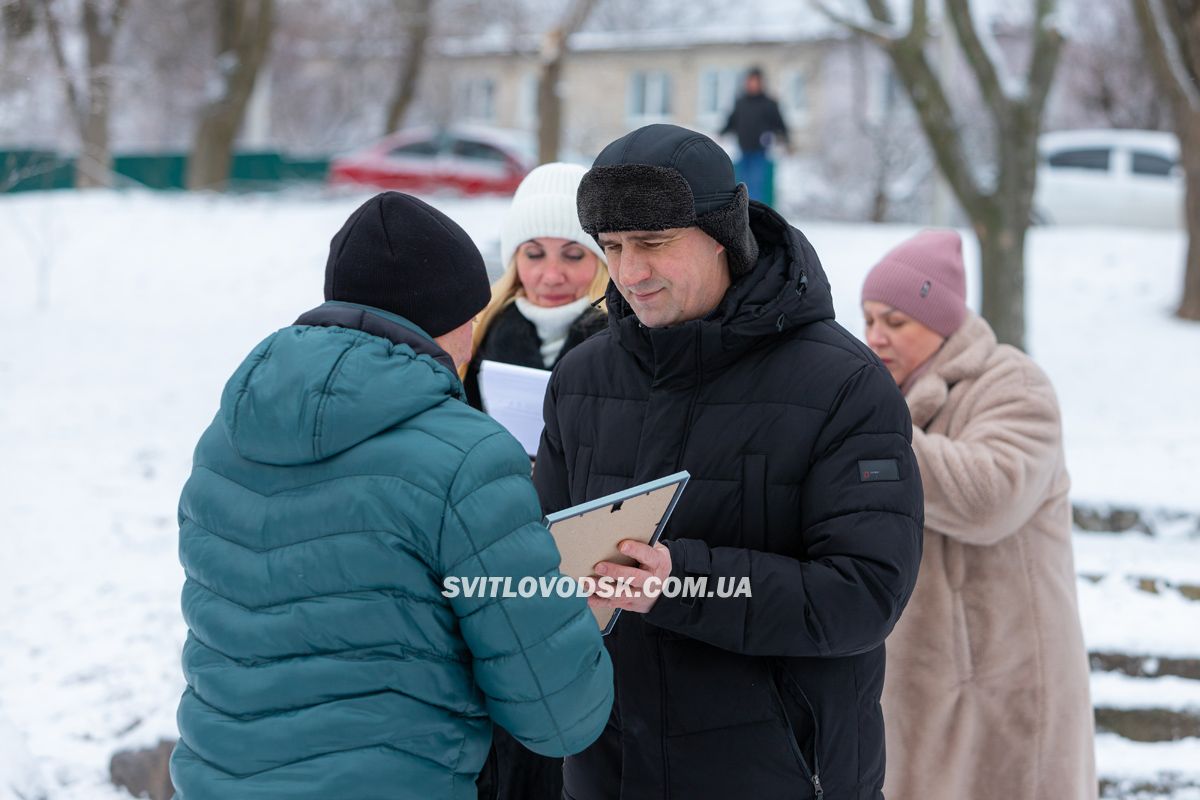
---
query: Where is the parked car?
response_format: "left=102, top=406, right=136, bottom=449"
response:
left=1034, top=129, right=1183, bottom=229
left=328, top=124, right=536, bottom=195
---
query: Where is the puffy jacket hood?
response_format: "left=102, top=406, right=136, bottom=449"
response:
left=218, top=301, right=461, bottom=466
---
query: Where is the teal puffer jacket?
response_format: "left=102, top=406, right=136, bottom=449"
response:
left=170, top=302, right=613, bottom=800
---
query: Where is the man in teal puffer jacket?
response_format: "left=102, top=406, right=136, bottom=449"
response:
left=170, top=192, right=614, bottom=799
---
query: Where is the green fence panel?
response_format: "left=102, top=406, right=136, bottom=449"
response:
left=2, top=149, right=329, bottom=192
left=112, top=154, right=187, bottom=189
left=229, top=152, right=285, bottom=184
left=279, top=157, right=329, bottom=182
left=0, top=150, right=75, bottom=192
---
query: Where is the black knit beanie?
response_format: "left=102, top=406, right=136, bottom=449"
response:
left=324, top=192, right=491, bottom=337
left=576, top=124, right=759, bottom=275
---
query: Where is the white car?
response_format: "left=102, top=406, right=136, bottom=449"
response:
left=1034, top=129, right=1183, bottom=229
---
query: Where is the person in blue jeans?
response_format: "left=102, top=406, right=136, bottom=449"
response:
left=721, top=66, right=791, bottom=206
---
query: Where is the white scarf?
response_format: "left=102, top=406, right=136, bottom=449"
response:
left=514, top=296, right=592, bottom=367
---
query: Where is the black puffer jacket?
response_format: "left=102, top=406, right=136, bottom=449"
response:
left=463, top=301, right=606, bottom=412
left=534, top=204, right=924, bottom=800
left=721, top=92, right=790, bottom=155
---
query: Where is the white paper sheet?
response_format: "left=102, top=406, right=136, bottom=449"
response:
left=477, top=359, right=552, bottom=457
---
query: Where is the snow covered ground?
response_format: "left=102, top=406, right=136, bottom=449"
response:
left=1, top=190, right=1198, bottom=798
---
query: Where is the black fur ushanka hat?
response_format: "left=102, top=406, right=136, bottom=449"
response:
left=576, top=124, right=759, bottom=276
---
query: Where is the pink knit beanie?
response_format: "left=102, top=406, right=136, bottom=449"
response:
left=861, top=229, right=967, bottom=338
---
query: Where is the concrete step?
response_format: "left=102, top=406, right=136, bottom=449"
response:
left=1080, top=573, right=1200, bottom=602
left=1068, top=523, right=1199, bottom=793
left=1073, top=503, right=1200, bottom=537
left=1100, top=775, right=1200, bottom=800
left=1076, top=532, right=1200, bottom=663
left=1096, top=733, right=1200, bottom=798
left=1091, top=653, right=1200, bottom=682
left=1091, top=672, right=1200, bottom=743
left=1095, top=707, right=1200, bottom=743
left=1075, top=530, right=1200, bottom=604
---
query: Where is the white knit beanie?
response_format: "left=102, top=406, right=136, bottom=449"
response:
left=499, top=162, right=606, bottom=269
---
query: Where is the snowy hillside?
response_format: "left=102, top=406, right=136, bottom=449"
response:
left=0, top=190, right=1197, bottom=798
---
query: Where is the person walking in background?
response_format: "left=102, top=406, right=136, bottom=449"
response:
left=462, top=163, right=608, bottom=413
left=721, top=66, right=791, bottom=207
left=861, top=229, right=1097, bottom=800
left=535, top=123, right=924, bottom=799
left=170, top=192, right=613, bottom=799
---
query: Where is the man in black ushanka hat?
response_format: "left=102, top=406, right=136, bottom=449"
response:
left=532, top=124, right=925, bottom=800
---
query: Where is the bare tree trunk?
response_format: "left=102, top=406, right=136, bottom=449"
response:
left=536, top=0, right=599, bottom=165
left=1132, top=0, right=1200, bottom=321
left=78, top=0, right=114, bottom=188
left=977, top=220, right=1027, bottom=349
left=869, top=183, right=890, bottom=223
left=3, top=0, right=37, bottom=42
left=1179, top=114, right=1200, bottom=320
left=384, top=0, right=432, bottom=133
left=537, top=30, right=565, bottom=165
left=187, top=0, right=275, bottom=191
left=39, top=0, right=129, bottom=189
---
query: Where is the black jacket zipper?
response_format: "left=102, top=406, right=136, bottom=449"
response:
left=768, top=662, right=823, bottom=798
left=672, top=326, right=704, bottom=471
left=658, top=327, right=703, bottom=799
left=657, top=636, right=670, bottom=798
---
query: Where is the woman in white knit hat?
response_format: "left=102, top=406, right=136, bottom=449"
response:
left=462, top=162, right=609, bottom=411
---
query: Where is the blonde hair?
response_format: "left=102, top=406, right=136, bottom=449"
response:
left=462, top=250, right=610, bottom=378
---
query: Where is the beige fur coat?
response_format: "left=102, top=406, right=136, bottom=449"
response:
left=882, top=312, right=1096, bottom=799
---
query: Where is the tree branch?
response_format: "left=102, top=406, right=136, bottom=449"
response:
left=37, top=0, right=84, bottom=132
left=887, top=31, right=990, bottom=218
left=1134, top=0, right=1178, bottom=111
left=81, top=0, right=130, bottom=57
left=945, top=0, right=1009, bottom=115
left=1135, top=0, right=1200, bottom=114
left=1182, top=1, right=1200, bottom=90
left=908, top=0, right=928, bottom=43
left=862, top=0, right=894, bottom=25
left=1023, top=0, right=1064, bottom=118
left=115, top=0, right=129, bottom=25
left=385, top=0, right=433, bottom=132
left=543, top=0, right=599, bottom=62
left=821, top=0, right=988, bottom=216
left=810, top=0, right=897, bottom=47
left=561, top=0, right=599, bottom=38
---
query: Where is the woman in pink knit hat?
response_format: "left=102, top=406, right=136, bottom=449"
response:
left=861, top=230, right=1096, bottom=800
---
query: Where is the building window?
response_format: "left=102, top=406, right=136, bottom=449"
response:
left=698, top=67, right=740, bottom=128
left=456, top=77, right=496, bottom=122
left=867, top=66, right=901, bottom=122
left=628, top=70, right=672, bottom=123
left=783, top=70, right=810, bottom=126
left=518, top=73, right=540, bottom=128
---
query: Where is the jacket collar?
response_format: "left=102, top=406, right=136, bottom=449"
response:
left=295, top=301, right=460, bottom=380
left=607, top=202, right=835, bottom=381
left=906, top=312, right=997, bottom=428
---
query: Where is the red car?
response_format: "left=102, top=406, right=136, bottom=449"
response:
left=328, top=124, right=535, bottom=195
